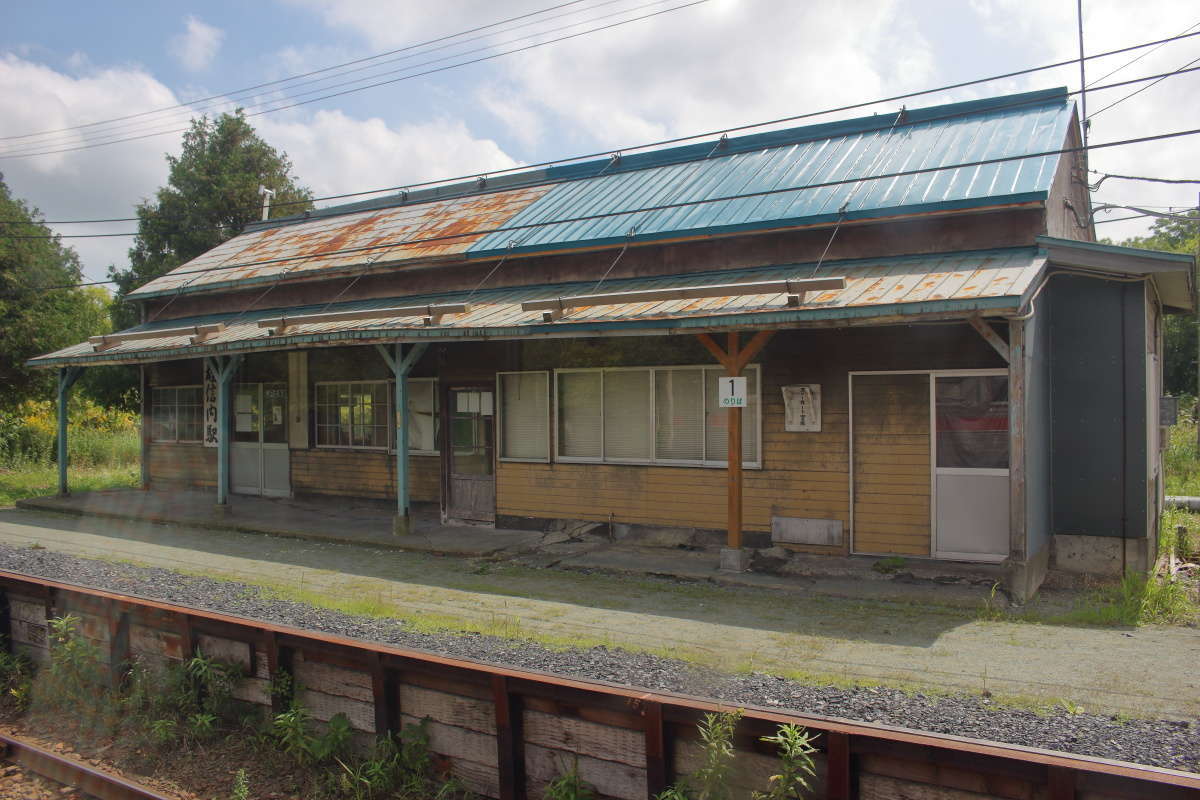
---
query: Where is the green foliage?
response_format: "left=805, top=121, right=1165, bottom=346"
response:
left=1054, top=572, right=1198, bottom=626
left=752, top=724, right=816, bottom=800
left=108, top=110, right=313, bottom=330
left=0, top=396, right=138, bottom=468
left=333, top=721, right=443, bottom=800
left=230, top=768, right=250, bottom=800
left=0, top=648, right=33, bottom=710
left=871, top=557, right=907, bottom=575
left=0, top=174, right=112, bottom=408
left=544, top=757, right=596, bottom=800
left=33, top=615, right=103, bottom=713
left=693, top=709, right=743, bottom=800
left=1118, top=210, right=1199, bottom=397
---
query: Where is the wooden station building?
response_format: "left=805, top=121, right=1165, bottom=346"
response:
left=31, top=88, right=1195, bottom=599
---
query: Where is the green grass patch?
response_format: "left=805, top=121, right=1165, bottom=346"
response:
left=1046, top=572, right=1198, bottom=627
left=0, top=463, right=139, bottom=508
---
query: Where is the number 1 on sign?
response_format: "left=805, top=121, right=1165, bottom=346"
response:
left=719, top=376, right=747, bottom=408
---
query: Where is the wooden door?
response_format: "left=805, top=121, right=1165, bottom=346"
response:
left=851, top=373, right=932, bottom=556
left=446, top=388, right=496, bottom=522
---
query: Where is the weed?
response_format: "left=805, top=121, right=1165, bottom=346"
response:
left=693, top=709, right=743, bottom=800
left=544, top=757, right=596, bottom=800
left=230, top=768, right=250, bottom=800
left=33, top=615, right=103, bottom=714
left=655, top=786, right=693, bottom=800
left=1052, top=572, right=1199, bottom=626
left=149, top=718, right=177, bottom=745
left=0, top=648, right=33, bottom=711
left=752, top=724, right=816, bottom=800
left=1058, top=699, right=1084, bottom=715
left=273, top=703, right=317, bottom=765
left=871, top=557, right=907, bottom=575
left=187, top=711, right=218, bottom=742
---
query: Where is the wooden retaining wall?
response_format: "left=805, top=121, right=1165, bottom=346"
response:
left=2, top=574, right=1195, bottom=800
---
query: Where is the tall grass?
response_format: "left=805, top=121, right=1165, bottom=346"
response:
left=0, top=399, right=139, bottom=469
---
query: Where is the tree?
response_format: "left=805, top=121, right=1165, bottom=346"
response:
left=1117, top=210, right=1200, bottom=397
left=0, top=173, right=113, bottom=409
left=108, top=109, right=314, bottom=330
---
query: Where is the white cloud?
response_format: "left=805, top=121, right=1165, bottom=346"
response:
left=0, top=54, right=519, bottom=283
left=170, top=16, right=225, bottom=72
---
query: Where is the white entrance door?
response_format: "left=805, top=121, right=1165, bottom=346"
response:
left=231, top=382, right=291, bottom=497
left=933, top=373, right=1009, bottom=562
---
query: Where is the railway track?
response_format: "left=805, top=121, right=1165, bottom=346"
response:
left=0, top=730, right=172, bottom=800
left=0, top=567, right=1196, bottom=800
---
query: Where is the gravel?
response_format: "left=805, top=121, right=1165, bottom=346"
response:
left=0, top=543, right=1196, bottom=773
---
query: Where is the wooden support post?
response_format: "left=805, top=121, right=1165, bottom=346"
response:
left=967, top=314, right=1011, bottom=363
left=492, top=675, right=526, bottom=800
left=825, top=731, right=852, bottom=800
left=694, top=330, right=775, bottom=559
left=726, top=332, right=743, bottom=550
left=139, top=365, right=150, bottom=490
left=377, top=343, right=429, bottom=535
left=370, top=652, right=400, bottom=738
left=1009, top=318, right=1027, bottom=563
left=264, top=632, right=293, bottom=713
left=642, top=700, right=668, bottom=800
left=55, top=366, right=84, bottom=496
left=1047, top=765, right=1076, bottom=800
left=108, top=607, right=131, bottom=690
left=0, top=590, right=11, bottom=655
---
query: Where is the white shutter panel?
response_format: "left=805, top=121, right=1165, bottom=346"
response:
left=603, top=370, right=652, bottom=460
left=500, top=372, right=549, bottom=460
left=557, top=372, right=602, bottom=458
left=654, top=369, right=704, bottom=460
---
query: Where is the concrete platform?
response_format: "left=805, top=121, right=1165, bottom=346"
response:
left=16, top=489, right=542, bottom=558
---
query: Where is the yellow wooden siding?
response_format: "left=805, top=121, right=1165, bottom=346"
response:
left=148, top=443, right=216, bottom=488
left=851, top=374, right=931, bottom=556
left=497, top=370, right=850, bottom=550
left=291, top=450, right=441, bottom=502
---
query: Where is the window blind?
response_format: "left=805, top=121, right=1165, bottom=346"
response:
left=603, top=370, right=652, bottom=460
left=557, top=372, right=602, bottom=458
left=500, top=372, right=549, bottom=460
left=654, top=368, right=704, bottom=460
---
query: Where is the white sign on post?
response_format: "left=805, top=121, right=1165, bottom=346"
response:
left=719, top=376, right=747, bottom=408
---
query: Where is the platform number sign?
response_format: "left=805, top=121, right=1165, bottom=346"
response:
left=719, top=376, right=748, bottom=408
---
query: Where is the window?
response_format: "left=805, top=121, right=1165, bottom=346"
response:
left=315, top=379, right=439, bottom=452
left=315, top=382, right=390, bottom=449
left=935, top=375, right=1009, bottom=469
left=553, top=365, right=760, bottom=467
left=498, top=372, right=550, bottom=461
left=150, top=386, right=203, bottom=443
left=406, top=379, right=439, bottom=454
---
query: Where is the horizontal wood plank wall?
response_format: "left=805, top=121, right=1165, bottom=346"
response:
left=147, top=443, right=216, bottom=488
left=498, top=360, right=851, bottom=554
left=291, top=450, right=441, bottom=503
left=852, top=374, right=931, bottom=556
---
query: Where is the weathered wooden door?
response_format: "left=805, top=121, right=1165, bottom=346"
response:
left=446, top=388, right=495, bottom=522
left=850, top=373, right=932, bottom=556
left=230, top=382, right=290, bottom=498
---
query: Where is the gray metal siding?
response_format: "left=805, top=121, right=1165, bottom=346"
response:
left=1049, top=277, right=1148, bottom=539
left=1024, top=308, right=1052, bottom=558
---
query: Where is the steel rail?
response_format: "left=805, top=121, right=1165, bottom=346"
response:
left=0, top=567, right=1196, bottom=798
left=0, top=730, right=174, bottom=800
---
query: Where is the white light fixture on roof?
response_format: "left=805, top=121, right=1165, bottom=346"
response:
left=257, top=303, right=471, bottom=334
left=520, top=277, right=846, bottom=322
left=89, top=323, right=225, bottom=352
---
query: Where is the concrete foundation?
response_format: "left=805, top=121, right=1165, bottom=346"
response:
left=393, top=513, right=412, bottom=536
left=719, top=547, right=751, bottom=573
left=1051, top=534, right=1154, bottom=576
left=1004, top=543, right=1050, bottom=603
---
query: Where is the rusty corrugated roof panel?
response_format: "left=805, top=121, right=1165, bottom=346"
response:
left=36, top=248, right=1045, bottom=366
left=130, top=186, right=551, bottom=297
left=128, top=89, right=1072, bottom=301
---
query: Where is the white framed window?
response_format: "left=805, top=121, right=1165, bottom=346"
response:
left=553, top=365, right=761, bottom=468
left=150, top=386, right=203, bottom=443
left=315, top=381, right=390, bottom=449
left=405, top=378, right=440, bottom=455
left=497, top=371, right=550, bottom=462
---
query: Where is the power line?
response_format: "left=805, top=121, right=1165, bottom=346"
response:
left=1092, top=171, right=1200, bottom=187
left=0, top=0, right=709, bottom=160
left=15, top=121, right=1200, bottom=294
left=7, top=37, right=1200, bottom=234
left=8, top=59, right=1200, bottom=241
left=1, top=22, right=1198, bottom=169
left=1086, top=19, right=1200, bottom=87
left=0, top=0, right=595, bottom=143
left=1088, top=52, right=1200, bottom=119
left=0, top=0, right=674, bottom=155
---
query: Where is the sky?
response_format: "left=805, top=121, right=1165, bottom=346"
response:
left=1, top=0, right=1197, bottom=286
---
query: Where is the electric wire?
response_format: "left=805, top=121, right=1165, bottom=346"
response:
left=0, top=0, right=681, bottom=155
left=1086, top=20, right=1200, bottom=87
left=1088, top=53, right=1200, bottom=119
left=14, top=120, right=1200, bottom=296
left=0, top=0, right=709, bottom=160
left=5, top=27, right=1200, bottom=227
